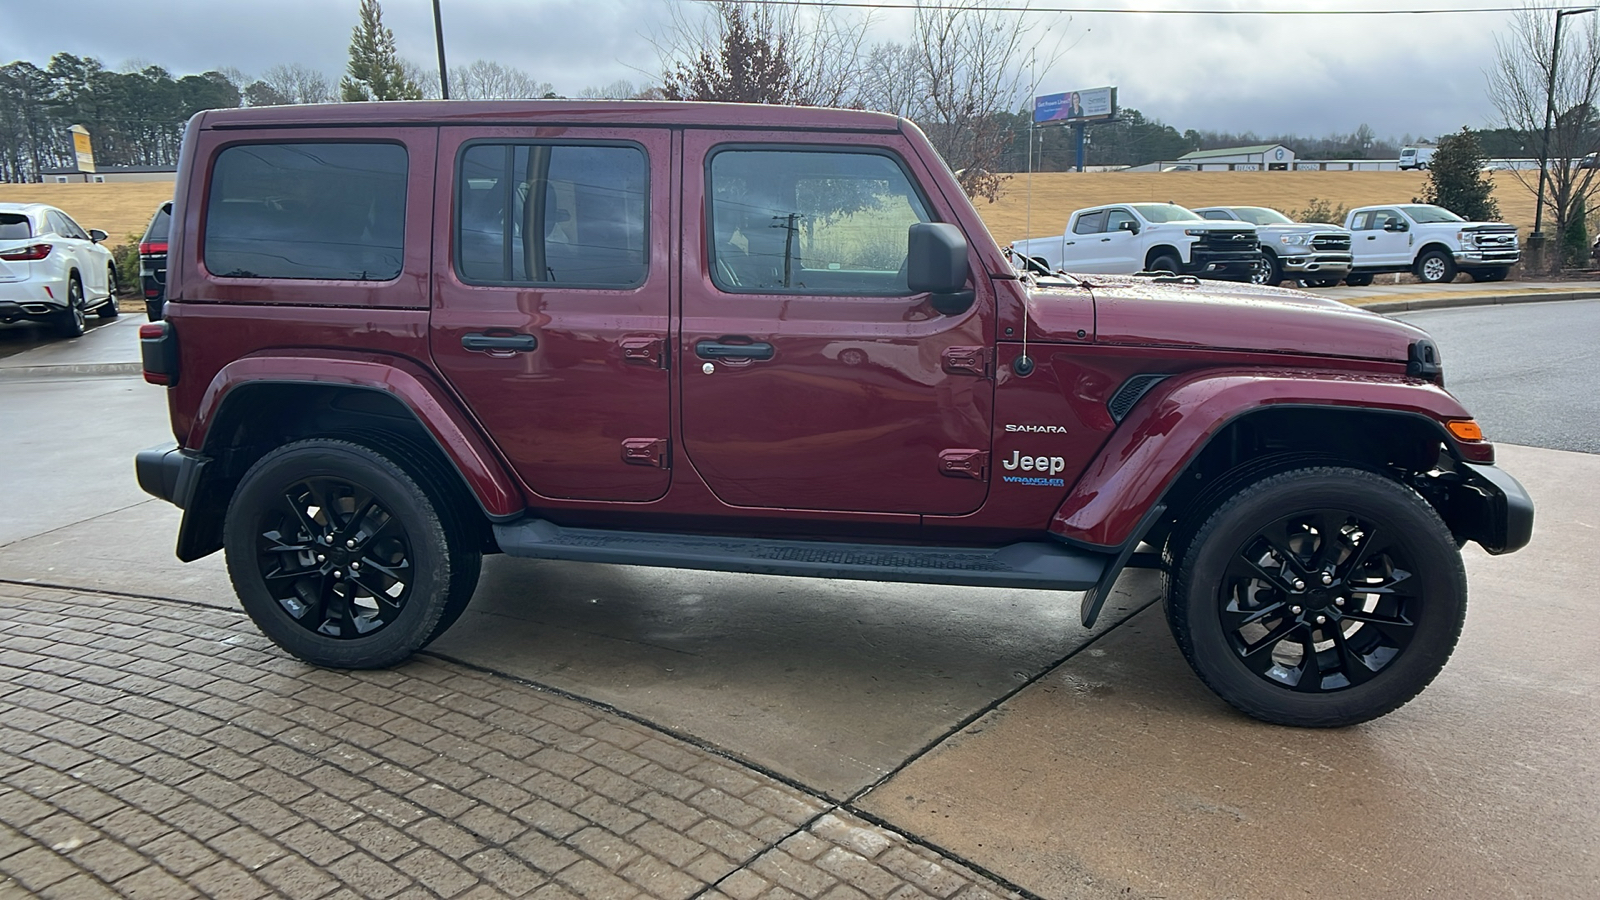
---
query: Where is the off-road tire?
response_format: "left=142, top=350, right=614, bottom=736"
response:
left=1148, top=253, right=1182, bottom=276
left=224, top=439, right=481, bottom=668
left=1164, top=466, right=1466, bottom=727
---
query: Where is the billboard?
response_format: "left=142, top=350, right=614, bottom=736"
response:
left=69, top=124, right=96, bottom=173
left=1034, top=87, right=1117, bottom=125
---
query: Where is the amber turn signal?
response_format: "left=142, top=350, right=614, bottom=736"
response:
left=1446, top=419, right=1484, bottom=442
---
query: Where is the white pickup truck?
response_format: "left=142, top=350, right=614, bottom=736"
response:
left=1009, top=202, right=1259, bottom=281
left=1343, top=204, right=1519, bottom=285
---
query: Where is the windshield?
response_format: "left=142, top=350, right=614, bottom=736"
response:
left=1132, top=203, right=1203, bottom=223
left=1230, top=207, right=1294, bottom=226
left=1400, top=204, right=1465, bottom=224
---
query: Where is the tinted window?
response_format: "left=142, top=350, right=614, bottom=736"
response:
left=708, top=149, right=930, bottom=294
left=1073, top=210, right=1107, bottom=234
left=0, top=214, right=30, bottom=240
left=1105, top=209, right=1139, bottom=233
left=458, top=143, right=647, bottom=287
left=143, top=203, right=172, bottom=243
left=1199, top=210, right=1231, bottom=220
left=205, top=143, right=407, bottom=280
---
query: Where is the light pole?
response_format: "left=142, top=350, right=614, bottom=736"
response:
left=1532, top=5, right=1597, bottom=258
left=432, top=0, right=451, bottom=99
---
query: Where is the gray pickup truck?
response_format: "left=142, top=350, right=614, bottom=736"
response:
left=1193, top=206, right=1353, bottom=287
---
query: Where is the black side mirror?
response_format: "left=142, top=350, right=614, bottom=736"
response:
left=1117, top=220, right=1140, bottom=234
left=1384, top=218, right=1407, bottom=232
left=908, top=222, right=975, bottom=315
left=89, top=229, right=108, bottom=243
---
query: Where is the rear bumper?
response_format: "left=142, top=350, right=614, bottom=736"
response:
left=0, top=298, right=66, bottom=323
left=136, top=442, right=205, bottom=509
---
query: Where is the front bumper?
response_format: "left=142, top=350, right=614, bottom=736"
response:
left=1454, top=250, right=1520, bottom=266
left=1454, top=462, right=1534, bottom=554
left=1185, top=251, right=1259, bottom=280
left=1281, top=254, right=1353, bottom=276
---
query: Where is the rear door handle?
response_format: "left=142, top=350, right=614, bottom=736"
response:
left=695, top=339, right=774, bottom=361
left=462, top=332, right=538, bottom=352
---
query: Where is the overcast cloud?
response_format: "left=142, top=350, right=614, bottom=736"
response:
left=0, top=0, right=1527, bottom=142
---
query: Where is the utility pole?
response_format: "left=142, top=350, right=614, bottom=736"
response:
left=1532, top=6, right=1597, bottom=263
left=433, top=0, right=450, bottom=99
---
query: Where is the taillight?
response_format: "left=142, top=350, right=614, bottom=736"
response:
left=0, top=243, right=52, bottom=261
left=140, top=322, right=178, bottom=386
left=139, top=241, right=168, bottom=255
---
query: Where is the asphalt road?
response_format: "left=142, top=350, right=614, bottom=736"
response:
left=1400, top=298, right=1600, bottom=454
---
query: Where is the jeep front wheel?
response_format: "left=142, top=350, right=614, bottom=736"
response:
left=224, top=439, right=481, bottom=668
left=1165, top=466, right=1466, bottom=727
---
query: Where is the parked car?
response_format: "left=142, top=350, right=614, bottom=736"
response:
left=0, top=202, right=119, bottom=337
left=135, top=100, right=1531, bottom=728
left=1192, top=206, right=1353, bottom=287
left=139, top=201, right=172, bottom=320
left=1344, top=204, right=1519, bottom=285
left=1009, top=202, right=1259, bottom=281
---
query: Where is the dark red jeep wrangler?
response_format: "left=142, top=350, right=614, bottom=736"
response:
left=135, top=101, right=1531, bottom=727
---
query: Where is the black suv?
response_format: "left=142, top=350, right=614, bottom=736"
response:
left=139, top=202, right=171, bottom=320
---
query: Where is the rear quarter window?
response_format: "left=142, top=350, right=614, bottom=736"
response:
left=0, top=214, right=31, bottom=240
left=203, top=142, right=408, bottom=281
left=144, top=204, right=172, bottom=243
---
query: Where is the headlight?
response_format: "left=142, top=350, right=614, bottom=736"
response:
left=1279, top=234, right=1311, bottom=246
left=1184, top=228, right=1208, bottom=236
left=1458, top=230, right=1476, bottom=247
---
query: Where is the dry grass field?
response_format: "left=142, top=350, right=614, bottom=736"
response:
left=0, top=170, right=1542, bottom=250
left=0, top=182, right=175, bottom=245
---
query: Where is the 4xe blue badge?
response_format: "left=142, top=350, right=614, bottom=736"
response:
left=1000, top=450, right=1067, bottom=487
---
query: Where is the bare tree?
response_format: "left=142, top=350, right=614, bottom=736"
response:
left=656, top=0, right=872, bottom=106
left=579, top=79, right=651, bottom=100
left=449, top=60, right=554, bottom=100
left=857, top=42, right=925, bottom=118
left=261, top=63, right=335, bottom=104
left=904, top=1, right=1040, bottom=202
left=1488, top=2, right=1600, bottom=268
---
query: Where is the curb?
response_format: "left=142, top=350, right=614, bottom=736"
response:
left=0, top=362, right=143, bottom=380
left=1359, top=290, right=1600, bottom=313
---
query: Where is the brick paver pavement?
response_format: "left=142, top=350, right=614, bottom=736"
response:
left=0, top=585, right=1022, bottom=900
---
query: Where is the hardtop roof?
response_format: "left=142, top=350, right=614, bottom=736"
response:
left=195, top=100, right=906, bottom=132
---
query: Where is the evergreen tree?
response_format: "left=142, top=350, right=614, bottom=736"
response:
left=340, top=0, right=421, bottom=102
left=1562, top=194, right=1589, bottom=267
left=1418, top=127, right=1500, bottom=222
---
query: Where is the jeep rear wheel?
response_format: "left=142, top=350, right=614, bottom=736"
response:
left=1415, top=249, right=1456, bottom=284
left=224, top=439, right=481, bottom=668
left=1165, top=466, right=1466, bottom=727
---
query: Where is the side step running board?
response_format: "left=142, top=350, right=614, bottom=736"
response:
left=492, top=519, right=1108, bottom=592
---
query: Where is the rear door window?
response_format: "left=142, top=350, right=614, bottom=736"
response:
left=1072, top=210, right=1107, bottom=234
left=456, top=143, right=648, bottom=287
left=204, top=142, right=408, bottom=280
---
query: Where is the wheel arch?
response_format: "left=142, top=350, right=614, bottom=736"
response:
left=1144, top=244, right=1183, bottom=269
left=175, top=357, right=523, bottom=561
left=1051, top=370, right=1492, bottom=554
left=1415, top=242, right=1455, bottom=263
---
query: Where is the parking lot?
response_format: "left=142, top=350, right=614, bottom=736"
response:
left=2, top=297, right=1597, bottom=899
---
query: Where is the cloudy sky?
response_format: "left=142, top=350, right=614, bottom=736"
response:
left=0, top=0, right=1546, bottom=142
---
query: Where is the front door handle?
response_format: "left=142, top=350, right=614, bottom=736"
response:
left=695, top=339, right=774, bottom=361
left=462, top=332, right=538, bottom=352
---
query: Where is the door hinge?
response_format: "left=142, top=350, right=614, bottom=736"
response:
left=939, top=448, right=988, bottom=481
left=941, top=345, right=991, bottom=378
left=621, top=438, right=669, bottom=468
left=620, top=336, right=667, bottom=369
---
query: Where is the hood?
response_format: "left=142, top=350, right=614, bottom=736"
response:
left=1025, top=275, right=1428, bottom=364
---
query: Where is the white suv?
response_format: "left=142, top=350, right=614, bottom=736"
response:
left=0, top=202, right=119, bottom=337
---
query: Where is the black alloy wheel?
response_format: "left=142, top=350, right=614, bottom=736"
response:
left=225, top=439, right=479, bottom=668
left=1249, top=253, right=1281, bottom=286
left=1166, top=466, right=1466, bottom=727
